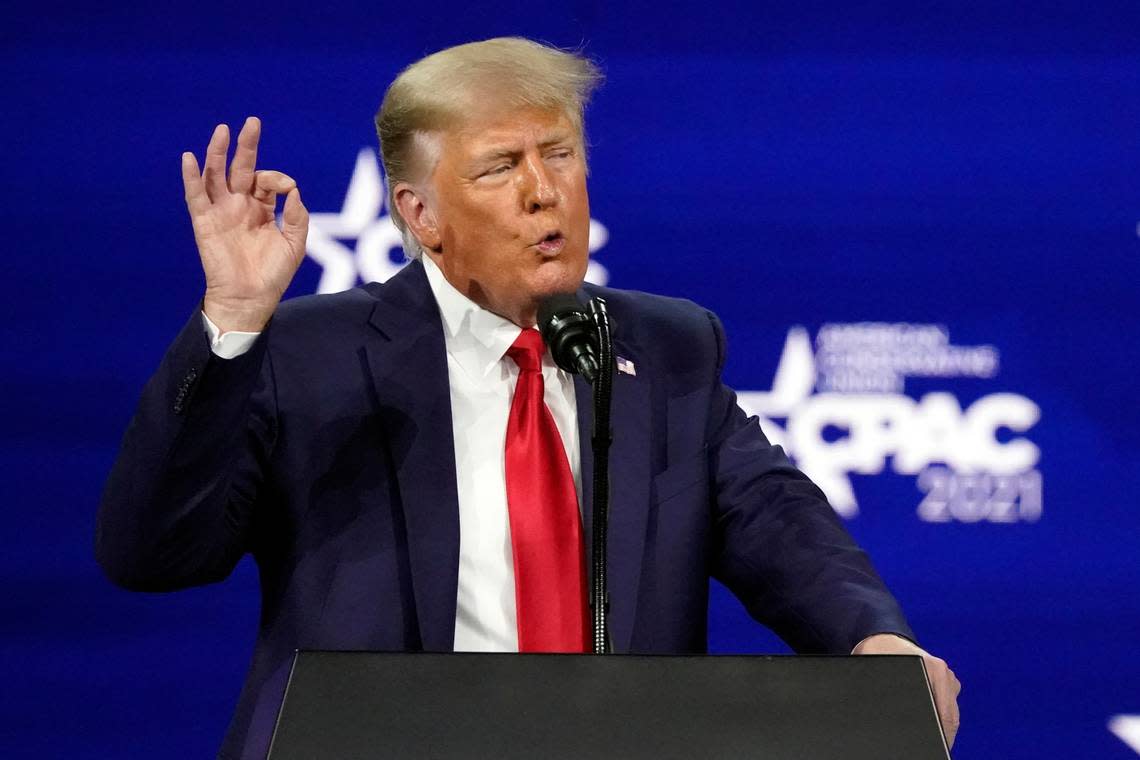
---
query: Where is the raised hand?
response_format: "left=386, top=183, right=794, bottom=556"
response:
left=182, top=117, right=309, bottom=333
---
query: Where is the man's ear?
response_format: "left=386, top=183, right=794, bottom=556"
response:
left=393, top=183, right=442, bottom=252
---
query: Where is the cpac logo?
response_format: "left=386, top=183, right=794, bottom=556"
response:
left=302, top=149, right=611, bottom=293
left=737, top=324, right=1043, bottom=523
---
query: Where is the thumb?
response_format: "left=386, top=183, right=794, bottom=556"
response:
left=281, top=188, right=309, bottom=259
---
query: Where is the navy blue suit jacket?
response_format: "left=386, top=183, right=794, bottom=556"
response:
left=97, top=260, right=913, bottom=759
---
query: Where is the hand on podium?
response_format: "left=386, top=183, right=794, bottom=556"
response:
left=181, top=116, right=309, bottom=334
left=853, top=633, right=961, bottom=750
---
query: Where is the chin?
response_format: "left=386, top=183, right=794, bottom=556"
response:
left=531, top=257, right=588, bottom=297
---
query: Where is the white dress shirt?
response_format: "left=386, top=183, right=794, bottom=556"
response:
left=201, top=256, right=581, bottom=652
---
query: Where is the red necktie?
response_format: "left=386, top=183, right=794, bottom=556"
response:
left=504, top=329, right=589, bottom=653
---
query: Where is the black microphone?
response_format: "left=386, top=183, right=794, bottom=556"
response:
left=538, top=294, right=600, bottom=383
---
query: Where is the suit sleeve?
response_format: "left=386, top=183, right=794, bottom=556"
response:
left=95, top=308, right=276, bottom=591
left=703, top=310, right=916, bottom=653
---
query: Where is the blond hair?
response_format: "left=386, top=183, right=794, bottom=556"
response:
left=375, top=37, right=603, bottom=258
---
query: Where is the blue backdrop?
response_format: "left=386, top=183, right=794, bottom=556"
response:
left=4, top=2, right=1139, bottom=757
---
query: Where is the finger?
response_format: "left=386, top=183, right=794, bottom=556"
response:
left=947, top=671, right=961, bottom=731
left=253, top=170, right=298, bottom=208
left=281, top=188, right=309, bottom=259
left=228, top=116, right=261, bottom=194
left=935, top=669, right=960, bottom=748
left=943, top=695, right=959, bottom=748
left=181, top=152, right=209, bottom=216
left=202, top=123, right=230, bottom=202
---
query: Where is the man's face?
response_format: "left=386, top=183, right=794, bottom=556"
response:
left=416, top=106, right=591, bottom=327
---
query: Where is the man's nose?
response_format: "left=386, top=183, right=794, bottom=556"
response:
left=519, top=155, right=558, bottom=212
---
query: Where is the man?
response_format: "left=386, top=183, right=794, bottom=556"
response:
left=97, top=38, right=960, bottom=759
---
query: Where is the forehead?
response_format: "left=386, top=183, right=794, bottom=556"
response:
left=442, top=105, right=579, bottom=156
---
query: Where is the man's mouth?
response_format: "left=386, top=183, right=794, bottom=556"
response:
left=535, top=230, right=564, bottom=254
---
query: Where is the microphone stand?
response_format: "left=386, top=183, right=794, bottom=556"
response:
left=586, top=297, right=613, bottom=654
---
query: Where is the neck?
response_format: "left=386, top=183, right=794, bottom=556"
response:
left=422, top=251, right=537, bottom=328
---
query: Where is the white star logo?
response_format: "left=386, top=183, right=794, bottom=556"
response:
left=734, top=328, right=864, bottom=516
left=1111, top=715, right=1140, bottom=755
left=303, top=148, right=611, bottom=294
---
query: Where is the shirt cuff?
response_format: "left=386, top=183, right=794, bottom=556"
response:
left=201, top=311, right=261, bottom=359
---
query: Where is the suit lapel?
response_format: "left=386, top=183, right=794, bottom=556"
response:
left=362, top=261, right=459, bottom=652
left=359, top=266, right=653, bottom=655
left=574, top=322, right=651, bottom=654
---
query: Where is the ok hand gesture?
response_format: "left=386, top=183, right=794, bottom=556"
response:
left=181, top=117, right=309, bottom=333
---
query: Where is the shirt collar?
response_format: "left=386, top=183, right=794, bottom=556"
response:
left=422, top=254, right=522, bottom=379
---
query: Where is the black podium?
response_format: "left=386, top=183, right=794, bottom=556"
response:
left=267, top=652, right=949, bottom=759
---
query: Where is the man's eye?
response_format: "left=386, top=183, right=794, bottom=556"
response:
left=485, top=164, right=511, bottom=176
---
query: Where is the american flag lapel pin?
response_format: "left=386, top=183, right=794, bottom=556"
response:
left=616, top=355, right=637, bottom=376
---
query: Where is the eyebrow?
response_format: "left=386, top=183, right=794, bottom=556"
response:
left=472, top=132, right=576, bottom=164
left=537, top=131, right=574, bottom=148
left=474, top=148, right=518, bottom=164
